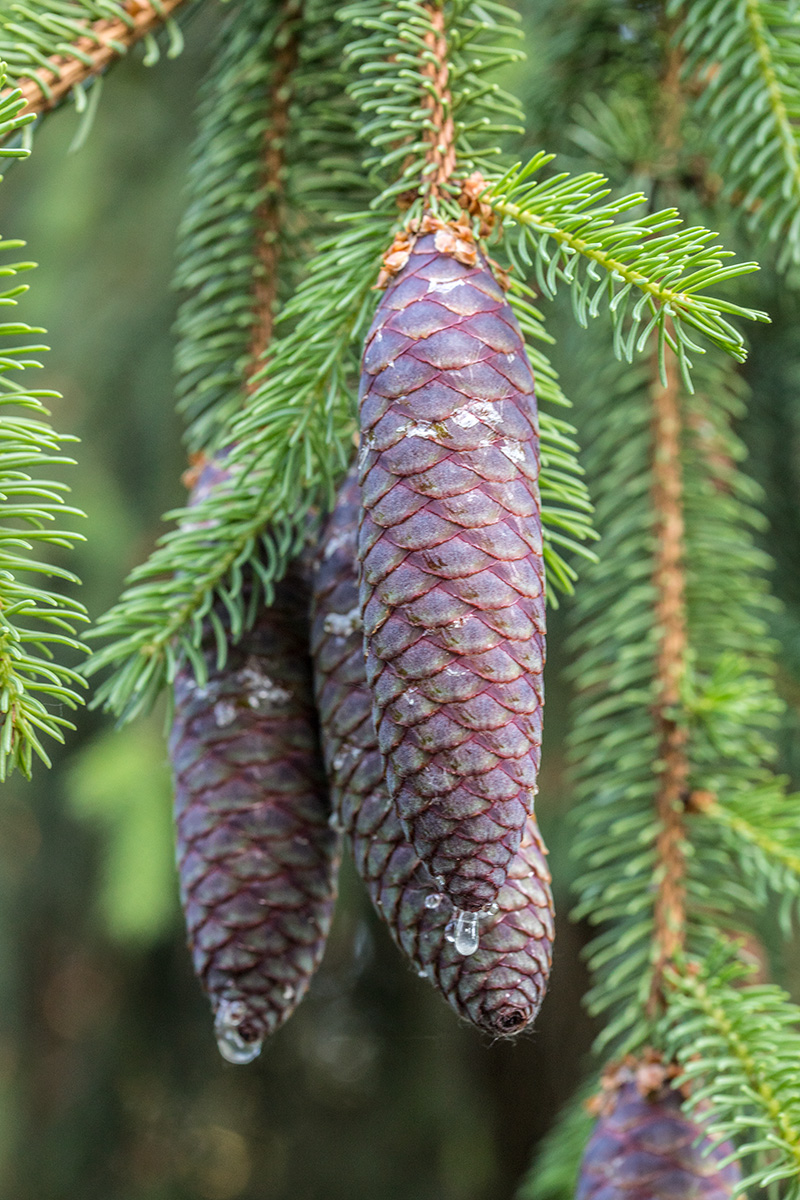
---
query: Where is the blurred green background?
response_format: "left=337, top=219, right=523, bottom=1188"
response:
left=0, top=1, right=797, bottom=1197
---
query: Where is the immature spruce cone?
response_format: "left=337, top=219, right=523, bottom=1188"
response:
left=577, top=1058, right=742, bottom=1200
left=312, top=470, right=553, bottom=1036
left=358, top=220, right=545, bottom=913
left=171, top=464, right=339, bottom=1062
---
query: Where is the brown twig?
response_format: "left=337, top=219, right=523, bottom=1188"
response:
left=420, top=2, right=456, bottom=204
left=646, top=27, right=690, bottom=1017
left=7, top=0, right=191, bottom=121
left=246, top=0, right=300, bottom=386
left=648, top=353, right=689, bottom=1015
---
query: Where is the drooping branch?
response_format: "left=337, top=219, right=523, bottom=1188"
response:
left=648, top=357, right=689, bottom=1013
left=5, top=0, right=191, bottom=122
left=247, top=0, right=300, bottom=383
left=649, top=39, right=689, bottom=1013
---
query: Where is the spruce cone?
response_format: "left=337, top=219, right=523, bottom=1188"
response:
left=312, top=470, right=553, bottom=1036
left=171, top=468, right=339, bottom=1062
left=358, top=218, right=545, bottom=913
left=577, top=1057, right=742, bottom=1200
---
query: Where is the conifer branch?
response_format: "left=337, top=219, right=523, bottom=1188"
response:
left=664, top=952, right=800, bottom=1192
left=0, top=75, right=86, bottom=777
left=343, top=0, right=525, bottom=211
left=173, top=0, right=365, bottom=453
left=690, top=786, right=800, bottom=931
left=669, top=0, right=800, bottom=267
left=246, top=0, right=299, bottom=382
left=87, top=216, right=385, bottom=722
left=488, top=160, right=766, bottom=384
left=0, top=0, right=192, bottom=125
left=568, top=349, right=780, bottom=1057
left=88, top=0, right=596, bottom=718
left=649, top=358, right=689, bottom=1012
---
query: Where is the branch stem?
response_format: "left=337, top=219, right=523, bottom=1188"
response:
left=743, top=0, right=800, bottom=206
left=420, top=2, right=456, bottom=203
left=648, top=351, right=689, bottom=1014
left=247, top=0, right=300, bottom=384
left=7, top=0, right=191, bottom=120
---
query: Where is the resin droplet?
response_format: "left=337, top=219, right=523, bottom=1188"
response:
left=453, top=910, right=480, bottom=956
left=214, top=998, right=263, bottom=1065
left=424, top=892, right=445, bottom=910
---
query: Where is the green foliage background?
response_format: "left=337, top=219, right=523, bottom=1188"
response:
left=0, top=0, right=796, bottom=1197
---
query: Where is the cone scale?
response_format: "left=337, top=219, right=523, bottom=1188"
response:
left=357, top=220, right=546, bottom=914
left=312, top=471, right=553, bottom=1036
left=577, top=1058, right=742, bottom=1200
left=171, top=463, right=339, bottom=1062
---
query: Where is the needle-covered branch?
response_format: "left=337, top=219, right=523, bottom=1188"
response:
left=488, top=157, right=767, bottom=386
left=342, top=0, right=524, bottom=211
left=568, top=347, right=780, bottom=1057
left=0, top=79, right=86, bottom=778
left=670, top=0, right=800, bottom=269
left=649, top=361, right=689, bottom=1012
left=0, top=0, right=193, bottom=129
left=663, top=950, right=800, bottom=1196
left=691, top=786, right=800, bottom=934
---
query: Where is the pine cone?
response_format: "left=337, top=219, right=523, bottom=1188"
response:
left=577, top=1057, right=742, bottom=1200
left=171, top=472, right=339, bottom=1062
left=358, top=219, right=545, bottom=913
left=312, top=469, right=553, bottom=1036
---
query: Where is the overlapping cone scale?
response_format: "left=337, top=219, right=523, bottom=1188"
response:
left=358, top=225, right=545, bottom=912
left=170, top=486, right=339, bottom=1060
left=312, top=470, right=553, bottom=1037
left=577, top=1059, right=742, bottom=1200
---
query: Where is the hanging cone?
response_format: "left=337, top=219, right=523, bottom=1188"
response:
left=577, top=1056, right=742, bottom=1200
left=311, top=469, right=553, bottom=1036
left=170, top=461, right=339, bottom=1063
left=358, top=215, right=545, bottom=914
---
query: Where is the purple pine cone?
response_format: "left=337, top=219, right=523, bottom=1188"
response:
left=577, top=1059, right=742, bottom=1200
left=358, top=221, right=546, bottom=913
left=170, top=485, right=339, bottom=1062
left=311, top=469, right=553, bottom=1036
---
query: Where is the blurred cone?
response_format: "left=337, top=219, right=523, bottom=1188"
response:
left=577, top=1055, right=742, bottom=1200
left=170, top=460, right=339, bottom=1063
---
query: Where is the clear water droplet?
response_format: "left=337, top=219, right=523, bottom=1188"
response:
left=444, top=917, right=457, bottom=944
left=214, top=998, right=263, bottom=1065
left=417, top=967, right=429, bottom=978
left=282, top=985, right=295, bottom=1001
left=485, top=902, right=499, bottom=916
left=424, top=892, right=445, bottom=910
left=328, top=811, right=345, bottom=832
left=453, top=909, right=479, bottom=957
